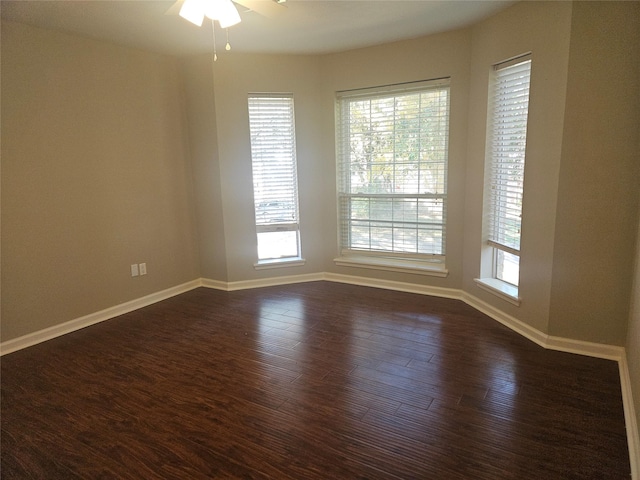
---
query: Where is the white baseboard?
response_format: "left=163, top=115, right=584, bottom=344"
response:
left=0, top=279, right=202, bottom=356
left=324, top=272, right=462, bottom=300
left=10, top=272, right=620, bottom=361
left=461, top=291, right=625, bottom=361
left=200, top=278, right=229, bottom=291
left=620, top=354, right=640, bottom=479
left=202, top=273, right=324, bottom=292
left=544, top=334, right=625, bottom=361
left=228, top=273, right=325, bottom=291
left=461, top=291, right=549, bottom=349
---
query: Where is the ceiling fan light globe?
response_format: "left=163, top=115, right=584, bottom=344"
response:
left=218, top=11, right=241, bottom=28
left=207, top=0, right=241, bottom=28
left=179, top=0, right=205, bottom=26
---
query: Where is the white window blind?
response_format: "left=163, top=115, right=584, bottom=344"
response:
left=336, top=79, right=450, bottom=259
left=248, top=94, right=300, bottom=260
left=487, top=57, right=531, bottom=255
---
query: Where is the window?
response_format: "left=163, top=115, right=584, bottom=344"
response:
left=477, top=55, right=531, bottom=302
left=335, top=79, right=450, bottom=275
left=248, top=94, right=302, bottom=265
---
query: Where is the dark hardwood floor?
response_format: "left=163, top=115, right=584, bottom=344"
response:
left=1, top=282, right=630, bottom=479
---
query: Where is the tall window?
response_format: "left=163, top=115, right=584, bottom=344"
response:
left=248, top=94, right=301, bottom=262
left=336, top=79, right=450, bottom=272
left=484, top=56, right=532, bottom=289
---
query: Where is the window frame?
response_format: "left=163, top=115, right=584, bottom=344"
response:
left=334, top=78, right=451, bottom=276
left=476, top=54, right=532, bottom=303
left=247, top=93, right=304, bottom=268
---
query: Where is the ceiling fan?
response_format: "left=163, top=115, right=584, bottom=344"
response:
left=165, top=0, right=285, bottom=60
left=166, top=0, right=286, bottom=28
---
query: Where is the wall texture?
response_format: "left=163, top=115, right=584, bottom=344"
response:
left=181, top=55, right=228, bottom=282
left=1, top=21, right=200, bottom=341
left=2, top=3, right=638, bottom=353
left=548, top=1, right=640, bottom=345
left=319, top=29, right=472, bottom=290
left=206, top=53, right=326, bottom=282
left=464, top=1, right=573, bottom=334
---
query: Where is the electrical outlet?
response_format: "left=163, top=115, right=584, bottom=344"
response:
left=139, top=263, right=147, bottom=275
left=131, top=264, right=139, bottom=277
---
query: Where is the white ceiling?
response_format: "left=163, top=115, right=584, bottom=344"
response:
left=0, top=0, right=515, bottom=57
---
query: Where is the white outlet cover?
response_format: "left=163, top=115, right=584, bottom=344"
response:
left=139, top=263, right=147, bottom=275
left=131, top=264, right=139, bottom=277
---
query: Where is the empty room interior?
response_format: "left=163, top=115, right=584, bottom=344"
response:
left=2, top=0, right=639, bottom=478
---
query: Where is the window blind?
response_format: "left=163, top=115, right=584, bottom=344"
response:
left=487, top=58, right=531, bottom=254
left=248, top=94, right=299, bottom=233
left=336, top=79, right=450, bottom=258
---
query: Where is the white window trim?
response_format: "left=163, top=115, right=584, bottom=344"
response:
left=335, top=78, right=451, bottom=268
left=474, top=277, right=521, bottom=306
left=478, top=53, right=532, bottom=303
left=334, top=253, right=448, bottom=277
left=254, top=257, right=306, bottom=270
left=248, top=93, right=302, bottom=263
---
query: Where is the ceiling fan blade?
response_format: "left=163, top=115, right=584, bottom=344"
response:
left=233, top=0, right=285, bottom=18
left=165, top=0, right=185, bottom=16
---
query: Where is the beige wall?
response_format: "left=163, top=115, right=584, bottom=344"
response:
left=202, top=53, right=327, bottom=282
left=320, top=29, right=472, bottom=288
left=2, top=2, right=638, bottom=357
left=1, top=21, right=200, bottom=341
left=181, top=56, right=228, bottom=281
left=548, top=1, right=640, bottom=345
left=464, top=1, right=573, bottom=333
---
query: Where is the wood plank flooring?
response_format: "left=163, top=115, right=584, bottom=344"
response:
left=1, top=282, right=630, bottom=479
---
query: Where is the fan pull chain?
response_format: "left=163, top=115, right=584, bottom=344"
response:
left=225, top=28, right=231, bottom=51
left=211, top=19, right=217, bottom=62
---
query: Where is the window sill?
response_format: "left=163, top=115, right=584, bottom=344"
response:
left=254, top=257, right=306, bottom=270
left=334, top=255, right=448, bottom=278
left=474, top=278, right=521, bottom=306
